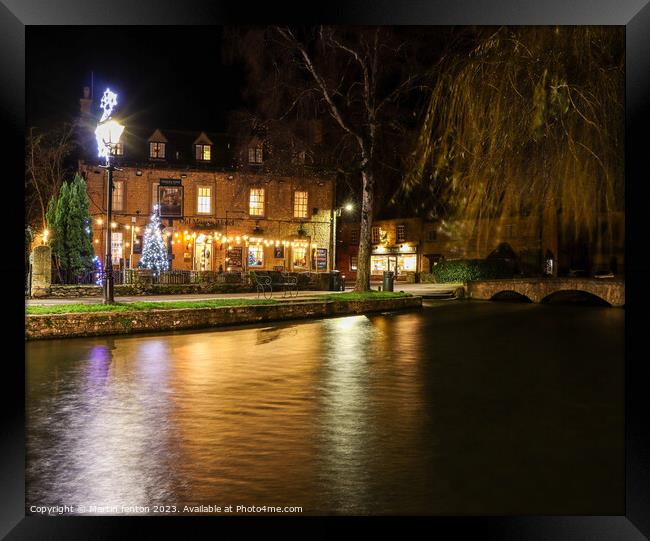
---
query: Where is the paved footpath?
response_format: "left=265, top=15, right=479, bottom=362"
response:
left=25, top=283, right=462, bottom=306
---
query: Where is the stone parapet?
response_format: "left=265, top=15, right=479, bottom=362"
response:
left=465, top=278, right=624, bottom=307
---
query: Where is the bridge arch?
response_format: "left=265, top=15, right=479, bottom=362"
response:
left=490, top=290, right=533, bottom=303
left=540, top=289, right=611, bottom=306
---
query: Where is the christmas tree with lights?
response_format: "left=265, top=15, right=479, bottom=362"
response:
left=138, top=204, right=169, bottom=272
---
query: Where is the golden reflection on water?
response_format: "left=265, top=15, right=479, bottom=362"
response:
left=26, top=304, right=624, bottom=515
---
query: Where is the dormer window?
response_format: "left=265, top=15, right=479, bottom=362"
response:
left=292, top=150, right=306, bottom=165
left=195, top=144, right=211, bottom=161
left=248, top=145, right=263, bottom=164
left=149, top=142, right=166, bottom=159
left=110, top=143, right=124, bottom=156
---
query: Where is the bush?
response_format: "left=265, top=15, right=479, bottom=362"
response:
left=429, top=259, right=514, bottom=283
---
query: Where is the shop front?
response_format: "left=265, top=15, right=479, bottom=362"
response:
left=370, top=245, right=419, bottom=280
left=170, top=229, right=328, bottom=273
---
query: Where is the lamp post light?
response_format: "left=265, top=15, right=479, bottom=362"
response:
left=330, top=201, right=355, bottom=271
left=94, top=88, right=124, bottom=304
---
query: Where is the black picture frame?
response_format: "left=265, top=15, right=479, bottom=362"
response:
left=8, top=1, right=650, bottom=539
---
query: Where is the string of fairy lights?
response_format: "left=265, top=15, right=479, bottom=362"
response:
left=93, top=218, right=315, bottom=251
left=93, top=217, right=141, bottom=250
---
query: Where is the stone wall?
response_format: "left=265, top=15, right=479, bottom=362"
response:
left=25, top=296, right=422, bottom=340
left=29, top=245, right=51, bottom=297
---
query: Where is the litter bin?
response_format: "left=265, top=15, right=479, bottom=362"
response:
left=382, top=270, right=394, bottom=292
left=329, top=270, right=342, bottom=291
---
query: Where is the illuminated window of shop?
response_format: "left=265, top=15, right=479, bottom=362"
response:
left=294, top=191, right=308, bottom=218
left=111, top=232, right=123, bottom=265
left=371, top=255, right=388, bottom=274
left=371, top=226, right=380, bottom=244
left=397, top=224, right=406, bottom=242
left=249, top=188, right=265, bottom=216
left=248, top=245, right=264, bottom=267
left=195, top=144, right=211, bottom=161
left=197, top=186, right=212, bottom=214
left=350, top=256, right=358, bottom=271
left=293, top=246, right=307, bottom=268
left=398, top=254, right=417, bottom=272
left=112, top=180, right=124, bottom=211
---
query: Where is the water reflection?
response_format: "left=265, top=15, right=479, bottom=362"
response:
left=26, top=303, right=624, bottom=514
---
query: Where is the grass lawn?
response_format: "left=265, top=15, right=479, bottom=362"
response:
left=319, top=291, right=412, bottom=301
left=26, top=298, right=278, bottom=315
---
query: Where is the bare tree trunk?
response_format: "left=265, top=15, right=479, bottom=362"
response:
left=355, top=168, right=374, bottom=292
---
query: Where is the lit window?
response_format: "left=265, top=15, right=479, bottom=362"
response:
left=111, top=232, right=123, bottom=265
left=350, top=229, right=358, bottom=244
left=149, top=142, right=165, bottom=159
left=350, top=256, right=358, bottom=271
left=292, top=150, right=306, bottom=165
left=248, top=145, right=263, bottom=164
left=195, top=144, right=211, bottom=161
left=249, top=188, right=265, bottom=216
left=398, top=254, right=417, bottom=272
left=112, top=180, right=124, bottom=211
left=294, top=191, right=308, bottom=218
left=111, top=143, right=124, bottom=156
left=248, top=245, right=264, bottom=267
left=371, top=255, right=388, bottom=274
left=397, top=224, right=406, bottom=243
left=293, top=246, right=307, bottom=268
left=197, top=187, right=212, bottom=214
left=371, top=226, right=380, bottom=244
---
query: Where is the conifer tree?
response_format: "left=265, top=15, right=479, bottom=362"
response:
left=139, top=204, right=169, bottom=272
left=45, top=173, right=95, bottom=281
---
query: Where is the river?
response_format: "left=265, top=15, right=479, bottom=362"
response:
left=26, top=300, right=624, bottom=515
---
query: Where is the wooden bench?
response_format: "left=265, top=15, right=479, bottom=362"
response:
left=250, top=271, right=299, bottom=299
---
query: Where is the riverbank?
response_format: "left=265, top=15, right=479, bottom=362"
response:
left=25, top=293, right=422, bottom=340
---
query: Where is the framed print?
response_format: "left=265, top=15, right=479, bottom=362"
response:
left=12, top=1, right=650, bottom=538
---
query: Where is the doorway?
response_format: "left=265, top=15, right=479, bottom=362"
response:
left=194, top=234, right=213, bottom=271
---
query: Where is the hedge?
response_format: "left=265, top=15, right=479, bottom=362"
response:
left=427, top=259, right=515, bottom=283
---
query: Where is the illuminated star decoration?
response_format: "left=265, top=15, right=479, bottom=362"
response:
left=99, top=88, right=118, bottom=122
left=96, top=88, right=119, bottom=159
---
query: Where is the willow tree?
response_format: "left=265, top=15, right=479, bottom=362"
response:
left=402, top=26, right=624, bottom=263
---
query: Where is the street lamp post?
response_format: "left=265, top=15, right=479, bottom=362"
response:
left=94, top=88, right=125, bottom=304
left=330, top=202, right=355, bottom=272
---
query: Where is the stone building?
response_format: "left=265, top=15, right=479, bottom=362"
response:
left=80, top=125, right=335, bottom=273
left=338, top=212, right=624, bottom=282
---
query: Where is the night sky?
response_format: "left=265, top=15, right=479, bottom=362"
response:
left=27, top=26, right=245, bottom=131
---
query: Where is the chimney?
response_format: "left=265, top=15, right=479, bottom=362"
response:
left=80, top=86, right=92, bottom=115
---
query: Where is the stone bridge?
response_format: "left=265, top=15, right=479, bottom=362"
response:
left=465, top=278, right=625, bottom=307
